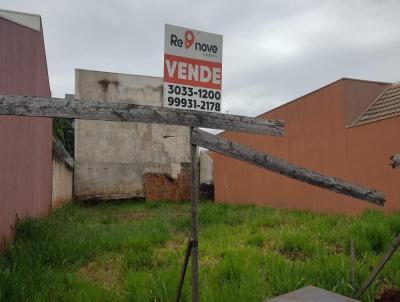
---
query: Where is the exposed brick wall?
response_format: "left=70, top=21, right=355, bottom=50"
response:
left=144, top=163, right=191, bottom=201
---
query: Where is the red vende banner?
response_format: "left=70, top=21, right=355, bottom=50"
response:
left=164, top=54, right=222, bottom=90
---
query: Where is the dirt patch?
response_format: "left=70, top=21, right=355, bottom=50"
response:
left=376, top=289, right=400, bottom=302
left=260, top=241, right=274, bottom=253
left=153, top=238, right=186, bottom=267
left=375, top=279, right=400, bottom=302
left=201, top=255, right=221, bottom=268
left=155, top=234, right=187, bottom=255
left=165, top=240, right=183, bottom=250
left=155, top=238, right=220, bottom=268
left=175, top=210, right=189, bottom=217
left=278, top=250, right=309, bottom=261
left=327, top=243, right=344, bottom=254
left=157, top=239, right=185, bottom=255
left=78, top=253, right=122, bottom=291
left=116, top=212, right=153, bottom=221
left=276, top=245, right=311, bottom=261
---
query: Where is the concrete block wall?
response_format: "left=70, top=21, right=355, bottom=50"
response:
left=74, top=69, right=190, bottom=200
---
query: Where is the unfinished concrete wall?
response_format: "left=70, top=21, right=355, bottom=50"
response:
left=52, top=159, right=73, bottom=208
left=52, top=137, right=73, bottom=208
left=74, top=69, right=190, bottom=200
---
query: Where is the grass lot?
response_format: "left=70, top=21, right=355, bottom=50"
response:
left=0, top=200, right=400, bottom=302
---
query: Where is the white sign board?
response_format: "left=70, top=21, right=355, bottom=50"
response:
left=163, top=24, right=223, bottom=112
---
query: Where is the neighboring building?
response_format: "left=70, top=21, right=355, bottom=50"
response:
left=0, top=9, right=52, bottom=246
left=213, top=78, right=400, bottom=214
left=74, top=69, right=190, bottom=201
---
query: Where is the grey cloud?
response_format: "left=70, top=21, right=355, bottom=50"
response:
left=1, top=0, right=399, bottom=117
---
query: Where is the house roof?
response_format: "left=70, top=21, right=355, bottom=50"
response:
left=0, top=9, right=41, bottom=32
left=351, top=82, right=400, bottom=127
left=256, top=78, right=389, bottom=120
left=217, top=78, right=391, bottom=137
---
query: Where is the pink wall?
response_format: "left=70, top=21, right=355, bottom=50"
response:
left=0, top=16, right=52, bottom=245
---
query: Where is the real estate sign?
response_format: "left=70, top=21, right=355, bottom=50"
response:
left=163, top=24, right=223, bottom=112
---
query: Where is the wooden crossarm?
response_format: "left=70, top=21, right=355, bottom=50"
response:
left=0, top=94, right=284, bottom=136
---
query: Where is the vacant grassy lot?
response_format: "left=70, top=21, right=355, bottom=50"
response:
left=0, top=201, right=399, bottom=302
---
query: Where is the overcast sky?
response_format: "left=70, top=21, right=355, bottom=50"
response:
left=2, top=0, right=400, bottom=116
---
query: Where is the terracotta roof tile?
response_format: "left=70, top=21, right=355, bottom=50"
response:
left=351, top=82, right=400, bottom=126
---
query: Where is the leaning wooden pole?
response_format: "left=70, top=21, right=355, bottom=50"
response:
left=190, top=128, right=200, bottom=302
left=175, top=238, right=193, bottom=302
left=191, top=129, right=385, bottom=205
left=355, top=233, right=400, bottom=298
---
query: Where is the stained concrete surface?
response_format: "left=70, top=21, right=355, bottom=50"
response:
left=52, top=158, right=73, bottom=208
left=74, top=69, right=190, bottom=199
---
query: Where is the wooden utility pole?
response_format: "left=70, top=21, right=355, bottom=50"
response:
left=190, top=128, right=199, bottom=302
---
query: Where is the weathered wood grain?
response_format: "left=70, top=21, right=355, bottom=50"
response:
left=0, top=94, right=284, bottom=136
left=391, top=154, right=400, bottom=168
left=175, top=238, right=192, bottom=302
left=52, top=137, right=74, bottom=168
left=190, top=129, right=199, bottom=302
left=191, top=128, right=385, bottom=205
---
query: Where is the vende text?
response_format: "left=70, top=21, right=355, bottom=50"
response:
left=164, top=54, right=222, bottom=90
